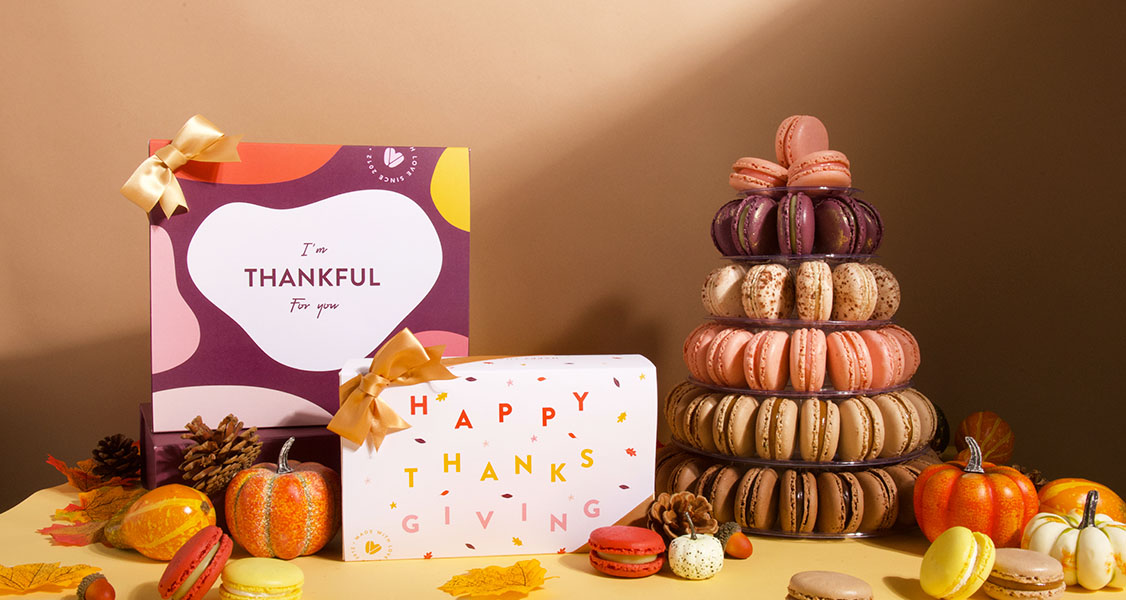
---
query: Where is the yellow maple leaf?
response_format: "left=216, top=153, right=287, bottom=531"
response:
left=0, top=562, right=100, bottom=593
left=512, top=537, right=522, bottom=546
left=438, top=558, right=554, bottom=597
left=437, top=392, right=448, bottom=402
left=617, top=412, right=627, bottom=423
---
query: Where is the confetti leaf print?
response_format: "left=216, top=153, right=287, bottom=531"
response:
left=438, top=559, right=554, bottom=597
left=415, top=438, right=427, bottom=444
left=437, top=392, right=448, bottom=402
left=625, top=448, right=637, bottom=457
left=0, top=562, right=100, bottom=593
left=617, top=412, right=627, bottom=423
left=613, top=377, right=620, bottom=387
left=557, top=547, right=566, bottom=554
left=512, top=537, right=523, bottom=546
left=424, top=552, right=433, bottom=559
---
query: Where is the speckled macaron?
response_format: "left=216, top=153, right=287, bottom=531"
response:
left=864, top=263, right=900, bottom=320
left=742, top=263, right=795, bottom=319
left=702, top=264, right=749, bottom=317
left=831, top=263, right=878, bottom=321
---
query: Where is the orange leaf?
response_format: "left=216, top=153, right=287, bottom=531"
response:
left=46, top=455, right=136, bottom=491
left=54, top=486, right=145, bottom=524
left=438, top=559, right=555, bottom=597
left=0, top=562, right=100, bottom=593
left=37, top=521, right=108, bottom=546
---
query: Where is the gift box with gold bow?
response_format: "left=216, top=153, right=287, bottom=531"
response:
left=334, top=336, right=657, bottom=561
left=129, top=116, right=471, bottom=433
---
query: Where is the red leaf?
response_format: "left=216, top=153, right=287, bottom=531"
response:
left=441, top=490, right=449, bottom=496
left=619, top=484, right=630, bottom=489
left=537, top=377, right=546, bottom=381
left=625, top=448, right=637, bottom=457
left=613, top=378, right=620, bottom=387
left=567, top=433, right=576, bottom=439
left=424, top=552, right=433, bottom=559
left=46, top=456, right=135, bottom=492
left=36, top=521, right=108, bottom=546
left=557, top=547, right=566, bottom=554
left=465, top=543, right=475, bottom=550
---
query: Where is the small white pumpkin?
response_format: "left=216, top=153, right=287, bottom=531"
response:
left=1022, top=490, right=1126, bottom=590
left=668, top=511, right=724, bottom=580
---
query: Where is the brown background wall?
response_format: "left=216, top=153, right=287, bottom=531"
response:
left=2, top=1, right=1124, bottom=512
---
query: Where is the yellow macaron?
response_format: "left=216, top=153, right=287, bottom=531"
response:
left=218, top=557, right=304, bottom=600
left=920, top=526, right=996, bottom=600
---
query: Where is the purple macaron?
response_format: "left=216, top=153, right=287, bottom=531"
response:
left=711, top=199, right=743, bottom=256
left=813, top=195, right=868, bottom=254
left=732, top=194, right=779, bottom=255
left=853, top=196, right=883, bottom=253
left=777, top=191, right=815, bottom=255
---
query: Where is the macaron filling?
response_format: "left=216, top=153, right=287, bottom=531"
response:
left=949, top=542, right=982, bottom=597
left=171, top=544, right=220, bottom=600
left=816, top=401, right=829, bottom=460
left=593, top=551, right=658, bottom=564
left=984, top=575, right=1063, bottom=591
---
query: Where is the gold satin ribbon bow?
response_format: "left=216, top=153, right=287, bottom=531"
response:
left=329, top=329, right=457, bottom=449
left=120, top=115, right=242, bottom=218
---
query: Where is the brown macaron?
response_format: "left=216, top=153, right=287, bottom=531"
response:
left=816, top=471, right=864, bottom=534
left=884, top=463, right=922, bottom=527
left=696, top=464, right=742, bottom=524
left=664, top=381, right=706, bottom=441
left=780, top=470, right=819, bottom=534
left=898, top=387, right=937, bottom=450
left=855, top=468, right=898, bottom=532
left=799, top=398, right=841, bottom=462
left=684, top=393, right=720, bottom=453
left=838, top=396, right=884, bottom=461
left=755, top=396, right=798, bottom=460
left=667, top=456, right=709, bottom=493
left=712, top=394, right=759, bottom=457
left=872, top=392, right=921, bottom=458
left=735, top=466, right=779, bottom=530
left=653, top=446, right=689, bottom=494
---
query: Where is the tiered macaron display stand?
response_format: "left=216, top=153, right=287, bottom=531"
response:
left=659, top=184, right=945, bottom=539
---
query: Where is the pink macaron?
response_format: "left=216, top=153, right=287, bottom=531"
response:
left=787, top=150, right=852, bottom=188
left=826, top=330, right=873, bottom=391
left=859, top=329, right=904, bottom=389
left=730, top=157, right=788, bottom=191
left=880, top=325, right=920, bottom=383
left=775, top=115, right=830, bottom=168
left=790, top=328, right=827, bottom=392
left=707, top=328, right=754, bottom=388
left=743, top=330, right=791, bottom=391
left=683, top=323, right=725, bottom=382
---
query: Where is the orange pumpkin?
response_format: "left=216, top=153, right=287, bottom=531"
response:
left=914, top=437, right=1038, bottom=547
left=1038, top=478, right=1126, bottom=523
left=225, top=437, right=341, bottom=558
left=954, top=411, right=1014, bottom=464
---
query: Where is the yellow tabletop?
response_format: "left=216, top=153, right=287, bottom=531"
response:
left=2, top=485, right=1121, bottom=598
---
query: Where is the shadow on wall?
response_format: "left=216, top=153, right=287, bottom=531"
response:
left=0, top=332, right=150, bottom=511
left=471, top=0, right=1126, bottom=493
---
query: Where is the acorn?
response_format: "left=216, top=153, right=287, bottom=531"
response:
left=77, top=573, right=115, bottom=600
left=714, top=521, right=753, bottom=559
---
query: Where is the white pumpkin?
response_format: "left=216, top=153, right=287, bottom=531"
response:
left=1022, top=490, right=1126, bottom=590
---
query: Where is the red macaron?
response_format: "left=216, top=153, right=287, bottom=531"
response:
left=158, top=525, right=233, bottom=600
left=588, top=526, right=666, bottom=578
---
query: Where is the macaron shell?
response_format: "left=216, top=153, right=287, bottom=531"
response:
left=795, top=261, right=833, bottom=321
left=775, top=115, right=830, bottom=168
left=899, top=388, right=937, bottom=449
left=864, top=263, right=901, bottom=320
left=831, top=263, right=878, bottom=321
left=787, top=149, right=852, bottom=188
left=799, top=398, right=840, bottom=462
left=736, top=466, right=779, bottom=529
left=668, top=456, right=708, bottom=492
left=859, top=329, right=904, bottom=389
left=826, top=330, right=874, bottom=391
left=920, top=527, right=997, bottom=600
left=777, top=192, right=816, bottom=255
left=742, top=263, right=795, bottom=319
left=159, top=525, right=232, bottom=600
left=872, top=392, right=920, bottom=458
left=704, top=465, right=743, bottom=523
left=884, top=464, right=922, bottom=527
left=855, top=468, right=898, bottom=532
left=882, top=325, right=921, bottom=381
left=790, top=328, right=827, bottom=392
left=744, top=330, right=792, bottom=391
left=730, top=156, right=788, bottom=190
left=702, top=264, right=749, bottom=317
left=664, top=381, right=706, bottom=441
left=780, top=469, right=819, bottom=533
left=725, top=395, right=760, bottom=457
left=838, top=396, right=884, bottom=461
left=654, top=448, right=691, bottom=494
left=588, top=552, right=664, bottom=578
left=683, top=323, right=723, bottom=382
left=711, top=199, right=743, bottom=256
left=787, top=570, right=874, bottom=600
left=587, top=526, right=666, bottom=578
left=687, top=394, right=720, bottom=452
left=853, top=197, right=884, bottom=254
left=734, top=195, right=779, bottom=255
left=219, top=558, right=303, bottom=600
left=754, top=396, right=797, bottom=459
left=982, top=548, right=1066, bottom=600
left=812, top=196, right=865, bottom=255
left=707, top=328, right=753, bottom=387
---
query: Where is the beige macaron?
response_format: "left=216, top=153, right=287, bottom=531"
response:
left=742, top=263, right=795, bottom=319
left=799, top=398, right=840, bottom=462
left=664, top=381, right=706, bottom=441
left=684, top=393, right=720, bottom=453
left=864, top=263, right=901, bottom=320
left=712, top=394, right=759, bottom=457
left=898, top=387, right=937, bottom=450
left=701, top=264, right=749, bottom=317
left=754, top=396, right=798, bottom=460
left=838, top=396, right=885, bottom=461
left=872, top=392, right=921, bottom=458
left=795, top=260, right=833, bottom=321
left=831, top=263, right=878, bottom=321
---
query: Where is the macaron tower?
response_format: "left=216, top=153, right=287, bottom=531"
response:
left=661, top=115, right=946, bottom=538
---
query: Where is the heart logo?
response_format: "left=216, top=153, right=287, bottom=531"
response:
left=365, top=541, right=382, bottom=555
left=384, top=147, right=405, bottom=168
left=187, top=190, right=442, bottom=372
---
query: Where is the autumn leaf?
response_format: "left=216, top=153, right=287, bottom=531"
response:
left=437, top=392, right=448, bottom=402
left=46, top=455, right=136, bottom=491
left=54, top=486, right=145, bottom=524
left=438, top=559, right=554, bottom=597
left=36, top=521, right=109, bottom=546
left=616, top=412, right=627, bottom=423
left=0, top=562, right=100, bottom=593
left=625, top=448, right=637, bottom=457
left=512, top=537, right=522, bottom=546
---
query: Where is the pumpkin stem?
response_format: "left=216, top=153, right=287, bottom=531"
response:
left=684, top=511, right=697, bottom=540
left=1080, top=489, right=1100, bottom=529
left=277, top=437, right=295, bottom=475
left=963, top=436, right=985, bottom=474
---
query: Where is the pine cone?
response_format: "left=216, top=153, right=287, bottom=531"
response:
left=1013, top=464, right=1049, bottom=490
left=91, top=433, right=141, bottom=480
left=179, top=414, right=262, bottom=496
left=647, top=491, right=718, bottom=543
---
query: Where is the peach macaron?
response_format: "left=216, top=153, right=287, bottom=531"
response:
left=744, top=330, right=791, bottom=391
left=730, top=157, right=788, bottom=191
left=787, top=150, right=852, bottom=188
